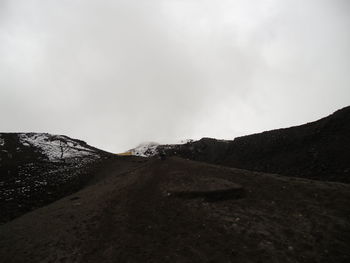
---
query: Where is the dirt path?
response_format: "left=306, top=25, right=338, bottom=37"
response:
left=1, top=157, right=349, bottom=263
left=81, top=160, right=234, bottom=262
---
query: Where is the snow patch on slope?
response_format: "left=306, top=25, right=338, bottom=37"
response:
left=0, top=135, right=4, bottom=147
left=128, top=139, right=199, bottom=157
left=129, top=139, right=197, bottom=157
left=130, top=142, right=159, bottom=157
left=19, top=133, right=98, bottom=161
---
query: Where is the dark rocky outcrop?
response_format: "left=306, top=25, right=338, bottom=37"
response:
left=160, top=106, right=350, bottom=183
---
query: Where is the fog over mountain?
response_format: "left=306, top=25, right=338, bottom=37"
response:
left=1, top=0, right=349, bottom=152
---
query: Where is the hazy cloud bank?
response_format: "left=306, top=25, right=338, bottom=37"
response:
left=1, top=0, right=349, bottom=152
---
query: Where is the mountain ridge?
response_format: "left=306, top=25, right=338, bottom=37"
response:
left=156, top=106, right=350, bottom=183
left=0, top=132, right=113, bottom=223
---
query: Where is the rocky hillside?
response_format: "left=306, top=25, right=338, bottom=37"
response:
left=0, top=133, right=112, bottom=223
left=159, top=106, right=350, bottom=183
left=1, top=107, right=350, bottom=262
left=1, top=157, right=349, bottom=262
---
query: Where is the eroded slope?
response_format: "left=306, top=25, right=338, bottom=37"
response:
left=1, top=157, right=349, bottom=263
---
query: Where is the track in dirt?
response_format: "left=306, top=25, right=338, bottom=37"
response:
left=81, top=160, right=234, bottom=262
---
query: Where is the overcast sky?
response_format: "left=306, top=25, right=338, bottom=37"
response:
left=1, top=0, right=349, bottom=152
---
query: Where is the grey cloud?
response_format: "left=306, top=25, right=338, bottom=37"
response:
left=1, top=0, right=349, bottom=152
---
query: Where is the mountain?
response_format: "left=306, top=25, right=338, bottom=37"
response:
left=1, top=107, right=350, bottom=262
left=158, top=106, right=350, bottom=183
left=0, top=133, right=112, bottom=223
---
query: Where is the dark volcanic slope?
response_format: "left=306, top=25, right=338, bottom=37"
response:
left=0, top=157, right=349, bottom=263
left=0, top=133, right=114, bottom=224
left=161, top=106, right=350, bottom=183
